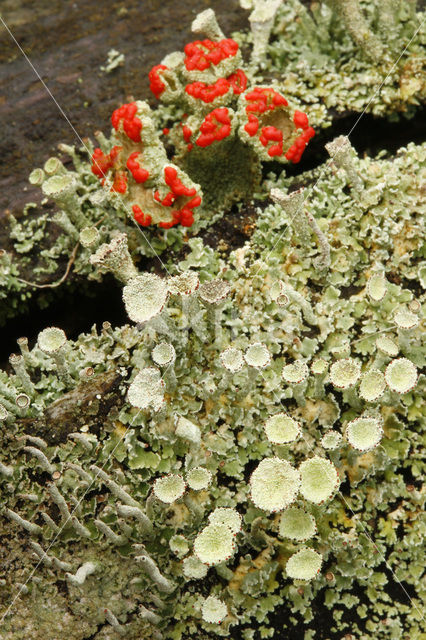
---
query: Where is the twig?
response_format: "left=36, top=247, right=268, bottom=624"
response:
left=17, top=242, right=79, bottom=289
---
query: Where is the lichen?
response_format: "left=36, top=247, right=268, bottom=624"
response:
left=1, top=4, right=425, bottom=640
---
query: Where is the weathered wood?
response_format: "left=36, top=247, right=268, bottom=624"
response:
left=18, top=369, right=123, bottom=445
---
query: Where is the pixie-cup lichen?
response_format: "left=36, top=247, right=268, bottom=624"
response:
left=1, top=3, right=425, bottom=640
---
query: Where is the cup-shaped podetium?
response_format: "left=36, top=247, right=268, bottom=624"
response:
left=263, top=413, right=301, bottom=444
left=250, top=457, right=301, bottom=512
left=123, top=274, right=169, bottom=324
left=299, top=456, right=339, bottom=505
left=201, top=595, right=228, bottom=624
left=279, top=507, right=317, bottom=542
left=193, top=522, right=236, bottom=566
left=127, top=367, right=165, bottom=412
left=286, top=547, right=322, bottom=581
left=358, top=368, right=386, bottom=402
left=329, top=358, right=361, bottom=390
left=90, top=233, right=139, bottom=284
left=384, top=357, right=418, bottom=395
left=153, top=474, right=186, bottom=503
left=207, top=507, right=242, bottom=535
left=345, top=416, right=383, bottom=452
left=186, top=467, right=212, bottom=490
left=244, top=343, right=271, bottom=370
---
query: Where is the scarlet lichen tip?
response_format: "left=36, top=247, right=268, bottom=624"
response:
left=182, top=124, right=192, bottom=143
left=244, top=87, right=288, bottom=114
left=164, top=166, right=196, bottom=197
left=293, top=110, right=309, bottom=129
left=91, top=145, right=122, bottom=180
left=241, top=87, right=314, bottom=162
left=227, top=69, right=247, bottom=95
left=153, top=166, right=201, bottom=229
left=132, top=205, right=152, bottom=227
left=126, top=152, right=150, bottom=184
left=244, top=114, right=259, bottom=137
left=185, top=77, right=230, bottom=103
left=259, top=125, right=284, bottom=157
left=184, top=38, right=239, bottom=72
left=285, top=125, right=315, bottom=164
left=148, top=64, right=168, bottom=99
left=110, top=171, right=128, bottom=194
left=111, top=102, right=142, bottom=142
left=196, top=107, right=232, bottom=147
left=91, top=148, right=112, bottom=179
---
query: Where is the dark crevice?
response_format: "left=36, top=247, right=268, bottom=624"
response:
left=0, top=274, right=126, bottom=367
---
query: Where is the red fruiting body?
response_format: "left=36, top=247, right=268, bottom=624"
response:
left=184, top=38, right=239, bottom=71
left=163, top=127, right=170, bottom=135
left=148, top=64, right=168, bottom=99
left=244, top=114, right=259, bottom=137
left=185, top=78, right=230, bottom=103
left=126, top=152, right=150, bottom=183
left=91, top=148, right=112, bottom=178
left=164, top=166, right=196, bottom=197
left=182, top=124, right=193, bottom=143
left=179, top=208, right=194, bottom=227
left=227, top=69, right=247, bottom=95
left=293, top=110, right=309, bottom=129
left=259, top=125, right=283, bottom=157
left=186, top=195, right=202, bottom=209
left=109, top=146, right=121, bottom=162
left=244, top=89, right=314, bottom=163
left=132, top=205, right=152, bottom=226
left=154, top=189, right=176, bottom=207
left=91, top=145, right=121, bottom=179
left=285, top=126, right=315, bottom=163
left=304, top=126, right=315, bottom=140
left=111, top=102, right=142, bottom=143
left=196, top=107, right=232, bottom=147
left=110, top=171, right=128, bottom=193
left=245, top=87, right=288, bottom=115
left=242, top=87, right=313, bottom=158
left=159, top=210, right=181, bottom=229
left=153, top=167, right=202, bottom=229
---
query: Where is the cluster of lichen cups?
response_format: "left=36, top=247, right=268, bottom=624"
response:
left=0, top=222, right=421, bottom=636
left=87, top=9, right=315, bottom=230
